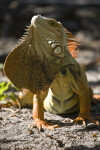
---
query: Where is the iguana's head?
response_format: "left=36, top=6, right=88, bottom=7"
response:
left=31, top=15, right=67, bottom=57
left=3, top=15, right=79, bottom=93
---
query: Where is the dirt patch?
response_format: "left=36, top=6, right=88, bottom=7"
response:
left=0, top=105, right=100, bottom=150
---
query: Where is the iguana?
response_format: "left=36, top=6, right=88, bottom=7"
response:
left=3, top=15, right=100, bottom=130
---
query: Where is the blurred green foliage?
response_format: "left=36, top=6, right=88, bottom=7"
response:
left=0, top=82, right=11, bottom=100
left=0, top=81, right=20, bottom=107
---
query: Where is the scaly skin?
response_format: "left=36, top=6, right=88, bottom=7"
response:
left=19, top=64, right=99, bottom=127
left=33, top=93, right=59, bottom=131
left=4, top=15, right=99, bottom=130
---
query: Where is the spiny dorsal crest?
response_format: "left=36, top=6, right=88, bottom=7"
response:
left=18, top=25, right=33, bottom=45
left=65, top=28, right=80, bottom=58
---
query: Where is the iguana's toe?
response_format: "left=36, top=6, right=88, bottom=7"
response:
left=34, top=119, right=59, bottom=131
left=74, top=113, right=99, bottom=126
left=74, top=117, right=86, bottom=125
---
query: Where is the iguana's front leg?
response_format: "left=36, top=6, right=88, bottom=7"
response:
left=74, top=91, right=98, bottom=125
left=66, top=65, right=99, bottom=125
left=33, top=92, right=59, bottom=131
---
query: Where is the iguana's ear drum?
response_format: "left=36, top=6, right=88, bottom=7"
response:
left=3, top=43, right=47, bottom=94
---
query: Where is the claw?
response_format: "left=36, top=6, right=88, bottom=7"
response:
left=83, top=120, right=86, bottom=126
left=74, top=113, right=99, bottom=126
left=34, top=119, right=59, bottom=131
left=74, top=117, right=86, bottom=125
left=87, top=117, right=99, bottom=125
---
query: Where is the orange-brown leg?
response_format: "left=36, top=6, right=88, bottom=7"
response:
left=72, top=79, right=99, bottom=125
left=75, top=94, right=99, bottom=125
left=33, top=94, right=59, bottom=131
left=74, top=92, right=99, bottom=125
left=66, top=66, right=99, bottom=125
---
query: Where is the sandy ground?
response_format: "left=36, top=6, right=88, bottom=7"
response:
left=0, top=105, right=100, bottom=150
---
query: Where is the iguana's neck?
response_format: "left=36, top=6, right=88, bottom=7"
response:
left=43, top=52, right=76, bottom=82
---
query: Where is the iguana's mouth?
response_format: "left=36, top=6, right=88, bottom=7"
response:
left=47, top=39, right=62, bottom=55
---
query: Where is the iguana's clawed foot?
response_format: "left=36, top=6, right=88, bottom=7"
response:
left=34, top=119, right=59, bottom=131
left=74, top=113, right=99, bottom=126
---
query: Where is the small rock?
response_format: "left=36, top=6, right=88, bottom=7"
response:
left=26, top=129, right=33, bottom=135
left=65, top=118, right=73, bottom=123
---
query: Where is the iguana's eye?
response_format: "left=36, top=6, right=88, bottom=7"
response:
left=47, top=39, right=63, bottom=55
left=53, top=46, right=62, bottom=55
